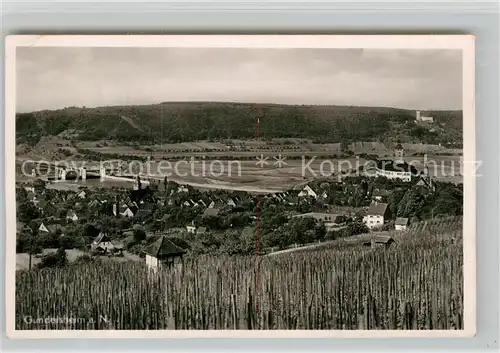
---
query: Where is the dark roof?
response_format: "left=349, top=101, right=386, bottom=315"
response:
left=143, top=236, right=186, bottom=258
left=395, top=217, right=409, bottom=226
left=372, top=235, right=395, bottom=244
left=140, top=202, right=156, bottom=211
left=197, top=227, right=207, bottom=234
left=47, top=224, right=64, bottom=234
left=362, top=235, right=395, bottom=245
left=395, top=143, right=403, bottom=149
left=203, top=208, right=220, bottom=217
left=366, top=203, right=389, bottom=216
left=135, top=209, right=151, bottom=218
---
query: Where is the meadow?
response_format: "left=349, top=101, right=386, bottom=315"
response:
left=15, top=219, right=463, bottom=330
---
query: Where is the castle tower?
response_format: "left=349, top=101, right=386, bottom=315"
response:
left=416, top=110, right=421, bottom=121
left=394, top=143, right=404, bottom=164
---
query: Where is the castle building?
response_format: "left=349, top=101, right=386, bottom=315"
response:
left=415, top=110, right=434, bottom=123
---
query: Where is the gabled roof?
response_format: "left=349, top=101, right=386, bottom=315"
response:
left=203, top=207, right=220, bottom=217
left=93, top=232, right=110, bottom=244
left=395, top=217, right=409, bottom=226
left=368, top=235, right=395, bottom=244
left=366, top=203, right=389, bottom=216
left=143, top=236, right=186, bottom=258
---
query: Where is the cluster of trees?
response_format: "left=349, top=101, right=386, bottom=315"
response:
left=16, top=102, right=463, bottom=145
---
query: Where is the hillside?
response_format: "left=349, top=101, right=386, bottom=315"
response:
left=16, top=102, right=463, bottom=146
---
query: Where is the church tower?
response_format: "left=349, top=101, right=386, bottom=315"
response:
left=394, top=143, right=404, bottom=164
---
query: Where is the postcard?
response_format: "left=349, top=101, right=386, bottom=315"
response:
left=5, top=34, right=475, bottom=338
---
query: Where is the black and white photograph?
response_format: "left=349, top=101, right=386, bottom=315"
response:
left=5, top=35, right=475, bottom=338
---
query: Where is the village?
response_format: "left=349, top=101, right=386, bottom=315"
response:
left=15, top=144, right=462, bottom=272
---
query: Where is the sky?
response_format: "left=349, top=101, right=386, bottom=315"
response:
left=16, top=47, right=463, bottom=113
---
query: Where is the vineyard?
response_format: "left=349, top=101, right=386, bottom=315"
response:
left=16, top=222, right=463, bottom=330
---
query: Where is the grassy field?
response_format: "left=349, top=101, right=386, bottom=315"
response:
left=16, top=219, right=463, bottom=330
left=16, top=249, right=141, bottom=271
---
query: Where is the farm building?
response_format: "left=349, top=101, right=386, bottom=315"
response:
left=363, top=203, right=391, bottom=229
left=362, top=235, right=395, bottom=248
left=144, top=236, right=186, bottom=271
left=395, top=217, right=409, bottom=231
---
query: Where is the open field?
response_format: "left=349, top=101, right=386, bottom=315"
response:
left=16, top=249, right=141, bottom=271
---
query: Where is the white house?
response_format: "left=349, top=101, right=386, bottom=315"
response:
left=186, top=224, right=197, bottom=233
left=395, top=217, right=409, bottom=231
left=363, top=203, right=391, bottom=229
left=66, top=210, right=79, bottom=222
left=77, top=190, right=87, bottom=199
left=298, top=185, right=319, bottom=199
left=144, top=236, right=186, bottom=272
left=39, top=223, right=49, bottom=233
left=24, top=186, right=35, bottom=193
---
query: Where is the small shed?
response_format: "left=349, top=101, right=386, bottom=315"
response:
left=363, top=235, right=395, bottom=248
left=144, top=236, right=186, bottom=271
left=395, top=217, right=409, bottom=231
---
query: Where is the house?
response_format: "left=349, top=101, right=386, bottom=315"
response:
left=38, top=222, right=50, bottom=233
left=226, top=197, right=237, bottom=208
left=414, top=174, right=435, bottom=192
left=197, top=226, right=207, bottom=234
left=176, top=185, right=189, bottom=193
left=90, top=232, right=117, bottom=253
left=203, top=207, right=220, bottom=218
left=17, top=221, right=30, bottom=234
left=362, top=235, right=395, bottom=248
left=362, top=203, right=391, bottom=229
left=144, top=236, right=186, bottom=271
left=38, top=223, right=65, bottom=236
left=415, top=110, right=434, bottom=123
left=113, top=204, right=138, bottom=217
left=298, top=185, right=319, bottom=199
left=77, top=190, right=87, bottom=199
left=186, top=224, right=197, bottom=233
left=372, top=189, right=389, bottom=202
left=208, top=199, right=225, bottom=209
left=88, top=199, right=103, bottom=209
left=66, top=210, right=79, bottom=222
left=395, top=217, right=409, bottom=231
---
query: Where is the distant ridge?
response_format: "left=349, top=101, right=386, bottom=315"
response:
left=16, top=101, right=463, bottom=146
